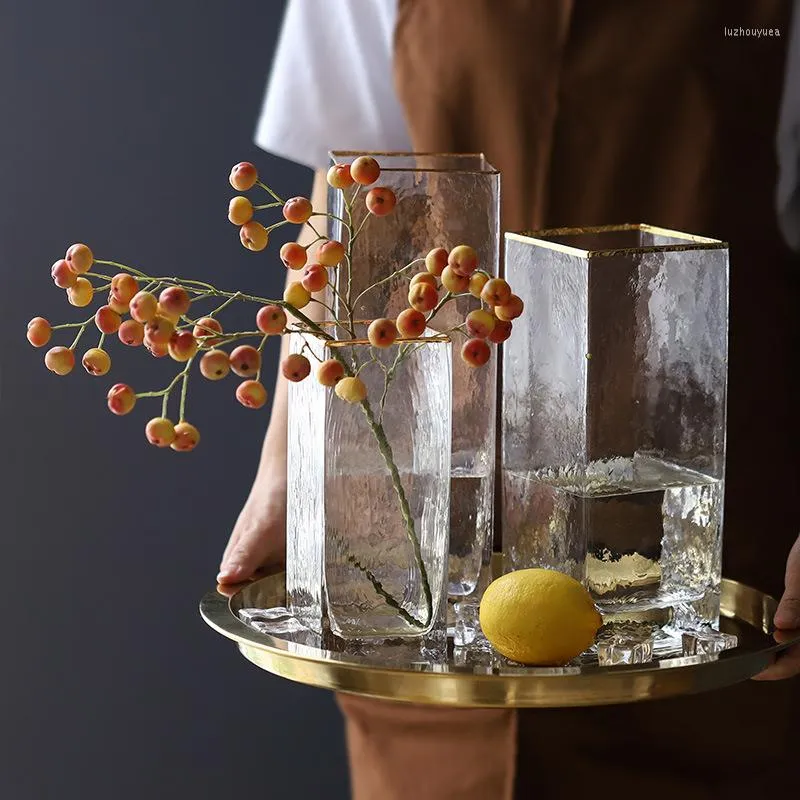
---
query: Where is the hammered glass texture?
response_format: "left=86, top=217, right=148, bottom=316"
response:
left=285, top=332, right=451, bottom=640
left=327, top=152, right=500, bottom=599
left=501, top=227, right=729, bottom=622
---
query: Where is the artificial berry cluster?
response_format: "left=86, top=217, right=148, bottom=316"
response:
left=27, top=155, right=521, bottom=452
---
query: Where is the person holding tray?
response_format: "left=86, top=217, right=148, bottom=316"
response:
left=219, top=1, right=800, bottom=797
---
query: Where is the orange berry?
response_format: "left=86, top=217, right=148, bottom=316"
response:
left=256, top=305, right=287, bottom=335
left=284, top=281, right=311, bottom=309
left=156, top=303, right=181, bottom=325
left=51, top=259, right=77, bottom=288
left=481, top=278, right=512, bottom=307
left=316, top=240, right=345, bottom=266
left=367, top=318, right=398, bottom=348
left=280, top=241, right=307, bottom=270
left=159, top=286, right=191, bottom=318
left=317, top=358, right=345, bottom=387
left=144, top=315, right=175, bottom=346
left=327, top=163, right=354, bottom=189
left=425, top=248, right=448, bottom=277
left=465, top=309, right=496, bottom=339
left=95, top=306, right=122, bottom=334
left=441, top=266, right=469, bottom=294
left=494, top=294, right=524, bottom=321
left=200, top=349, right=230, bottom=380
left=229, top=345, right=261, bottom=378
left=65, top=243, right=93, bottom=274
left=335, top=376, right=367, bottom=403
left=229, top=161, right=258, bottom=191
left=27, top=317, right=51, bottom=347
left=67, top=277, right=94, bottom=307
left=488, top=319, right=513, bottom=343
left=350, top=156, right=380, bottom=185
left=192, top=317, right=223, bottom=346
left=146, top=417, right=176, bottom=447
left=168, top=331, right=198, bottom=362
left=107, top=294, right=129, bottom=314
left=130, top=291, right=158, bottom=323
left=301, top=263, right=328, bottom=293
left=240, top=220, right=269, bottom=251
left=44, top=346, right=75, bottom=375
left=461, top=338, right=491, bottom=367
left=468, top=271, right=490, bottom=298
left=82, top=348, right=111, bottom=376
left=281, top=353, right=311, bottom=382
left=171, top=421, right=200, bottom=452
left=236, top=380, right=268, bottom=409
left=448, top=244, right=478, bottom=277
left=118, top=319, right=145, bottom=346
left=145, top=340, right=169, bottom=358
left=107, top=383, right=136, bottom=415
left=396, top=308, right=427, bottom=338
left=410, top=272, right=438, bottom=289
left=228, top=196, right=254, bottom=225
left=365, top=187, right=396, bottom=216
left=408, top=282, right=438, bottom=312
left=110, top=273, right=139, bottom=305
left=282, top=196, right=313, bottom=224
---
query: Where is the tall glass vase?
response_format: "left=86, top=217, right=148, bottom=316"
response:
left=327, top=152, right=500, bottom=604
left=502, top=225, right=729, bottom=628
left=286, top=329, right=452, bottom=644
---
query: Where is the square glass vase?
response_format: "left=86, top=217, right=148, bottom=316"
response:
left=286, top=329, right=452, bottom=642
left=326, top=151, right=501, bottom=602
left=502, top=225, right=729, bottom=626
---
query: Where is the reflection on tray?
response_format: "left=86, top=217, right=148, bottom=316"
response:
left=235, top=599, right=754, bottom=675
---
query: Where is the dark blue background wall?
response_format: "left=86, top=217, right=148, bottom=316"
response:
left=0, top=2, right=349, bottom=797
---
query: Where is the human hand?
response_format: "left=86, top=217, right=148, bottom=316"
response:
left=753, top=533, right=800, bottom=680
left=217, top=470, right=286, bottom=584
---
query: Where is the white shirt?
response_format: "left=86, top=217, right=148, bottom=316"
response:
left=254, top=0, right=409, bottom=170
left=256, top=0, right=800, bottom=250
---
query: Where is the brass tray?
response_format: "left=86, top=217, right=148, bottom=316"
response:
left=200, top=574, right=799, bottom=708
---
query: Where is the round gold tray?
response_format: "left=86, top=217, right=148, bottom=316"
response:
left=200, top=574, right=799, bottom=708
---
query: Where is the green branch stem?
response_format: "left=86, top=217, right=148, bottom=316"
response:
left=257, top=180, right=283, bottom=204
left=346, top=556, right=425, bottom=628
left=69, top=321, right=91, bottom=350
left=94, top=259, right=147, bottom=278
left=352, top=258, right=423, bottom=311
left=359, top=395, right=432, bottom=628
left=53, top=316, right=94, bottom=331
left=178, top=356, right=194, bottom=422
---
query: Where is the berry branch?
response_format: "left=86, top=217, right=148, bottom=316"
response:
left=27, top=155, right=525, bottom=630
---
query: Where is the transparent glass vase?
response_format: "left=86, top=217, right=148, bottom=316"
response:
left=327, top=151, right=500, bottom=602
left=286, top=329, right=452, bottom=642
left=502, top=225, right=729, bottom=627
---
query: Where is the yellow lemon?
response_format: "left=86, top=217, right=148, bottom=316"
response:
left=479, top=569, right=602, bottom=665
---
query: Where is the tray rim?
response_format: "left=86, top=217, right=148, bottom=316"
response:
left=199, top=575, right=799, bottom=708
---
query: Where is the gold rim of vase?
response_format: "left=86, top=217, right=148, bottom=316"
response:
left=507, top=223, right=729, bottom=258
left=328, top=150, right=499, bottom=175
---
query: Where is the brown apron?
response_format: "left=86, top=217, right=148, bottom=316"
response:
left=339, top=2, right=799, bottom=797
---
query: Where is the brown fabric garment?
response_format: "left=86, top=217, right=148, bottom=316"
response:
left=337, top=1, right=798, bottom=798
left=338, top=694, right=517, bottom=800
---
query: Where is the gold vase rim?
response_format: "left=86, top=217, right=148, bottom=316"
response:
left=507, top=224, right=729, bottom=258
left=328, top=150, right=499, bottom=175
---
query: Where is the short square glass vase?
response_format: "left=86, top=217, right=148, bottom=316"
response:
left=502, top=225, right=729, bottom=626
